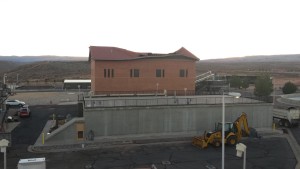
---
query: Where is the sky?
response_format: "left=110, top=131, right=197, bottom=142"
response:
left=1, top=0, right=300, bottom=60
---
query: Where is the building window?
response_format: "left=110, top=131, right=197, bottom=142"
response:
left=104, top=69, right=114, bottom=78
left=180, top=69, right=188, bottom=77
left=130, top=69, right=139, bottom=77
left=156, top=69, right=165, bottom=77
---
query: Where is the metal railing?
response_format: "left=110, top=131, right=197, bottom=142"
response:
left=84, top=95, right=267, bottom=108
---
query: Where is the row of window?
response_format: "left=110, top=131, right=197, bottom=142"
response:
left=104, top=69, right=114, bottom=78
left=103, top=69, right=188, bottom=78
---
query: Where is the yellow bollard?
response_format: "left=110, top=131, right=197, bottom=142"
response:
left=42, top=133, right=44, bottom=145
left=272, top=123, right=276, bottom=131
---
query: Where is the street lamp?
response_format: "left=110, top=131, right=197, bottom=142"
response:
left=17, top=73, right=19, bottom=84
left=222, top=92, right=241, bottom=169
left=3, top=74, right=7, bottom=84
left=0, top=139, right=9, bottom=169
left=78, top=85, right=81, bottom=93
left=236, top=143, right=247, bottom=169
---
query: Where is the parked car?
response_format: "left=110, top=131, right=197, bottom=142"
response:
left=5, top=100, right=25, bottom=107
left=18, top=106, right=31, bottom=117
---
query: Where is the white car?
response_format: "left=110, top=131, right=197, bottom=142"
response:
left=5, top=100, right=26, bottom=107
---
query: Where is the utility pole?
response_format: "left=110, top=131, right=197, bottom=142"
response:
left=3, top=74, right=7, bottom=84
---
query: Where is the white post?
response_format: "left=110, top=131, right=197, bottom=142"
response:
left=0, top=139, right=9, bottom=169
left=243, top=147, right=246, bottom=169
left=4, top=149, right=6, bottom=169
left=222, top=92, right=225, bottom=169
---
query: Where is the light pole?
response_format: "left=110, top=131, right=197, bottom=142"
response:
left=222, top=92, right=241, bottom=169
left=156, top=83, right=159, bottom=96
left=3, top=74, right=7, bottom=84
left=222, top=92, right=225, bottom=169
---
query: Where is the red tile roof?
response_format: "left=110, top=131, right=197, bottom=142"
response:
left=89, top=46, right=199, bottom=61
left=174, top=47, right=199, bottom=60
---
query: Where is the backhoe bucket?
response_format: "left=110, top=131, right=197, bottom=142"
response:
left=192, top=136, right=208, bottom=149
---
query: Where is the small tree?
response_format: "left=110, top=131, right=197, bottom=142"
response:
left=254, top=75, right=273, bottom=96
left=230, top=76, right=242, bottom=88
left=282, top=81, right=298, bottom=94
left=241, top=79, right=249, bottom=89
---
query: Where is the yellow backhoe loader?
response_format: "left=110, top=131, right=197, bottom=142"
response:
left=192, top=112, right=257, bottom=149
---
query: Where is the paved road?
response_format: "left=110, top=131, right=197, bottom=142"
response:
left=1, top=105, right=78, bottom=169
left=0, top=104, right=297, bottom=169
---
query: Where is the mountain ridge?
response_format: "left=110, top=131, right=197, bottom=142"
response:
left=0, top=56, right=88, bottom=62
left=202, top=54, right=300, bottom=62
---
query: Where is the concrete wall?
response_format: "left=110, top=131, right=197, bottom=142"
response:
left=44, top=103, right=272, bottom=144
left=84, top=103, right=273, bottom=138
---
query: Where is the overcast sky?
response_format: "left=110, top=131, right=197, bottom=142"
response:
left=1, top=0, right=300, bottom=60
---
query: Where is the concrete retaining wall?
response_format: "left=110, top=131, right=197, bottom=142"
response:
left=45, top=118, right=85, bottom=144
left=84, top=103, right=273, bottom=137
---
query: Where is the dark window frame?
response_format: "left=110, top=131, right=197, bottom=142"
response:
left=104, top=68, right=114, bottom=78
left=156, top=69, right=165, bottom=78
left=180, top=69, right=185, bottom=77
left=130, top=69, right=139, bottom=77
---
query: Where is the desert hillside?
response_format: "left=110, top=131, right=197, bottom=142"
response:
left=2, top=61, right=90, bottom=83
left=0, top=54, right=299, bottom=85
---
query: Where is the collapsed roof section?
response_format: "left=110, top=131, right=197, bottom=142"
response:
left=89, top=46, right=199, bottom=61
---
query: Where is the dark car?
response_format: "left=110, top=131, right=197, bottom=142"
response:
left=18, top=106, right=31, bottom=117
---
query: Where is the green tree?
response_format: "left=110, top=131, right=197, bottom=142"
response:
left=230, top=76, right=242, bottom=88
left=254, top=75, right=273, bottom=96
left=282, top=81, right=298, bottom=94
left=241, top=79, right=249, bottom=89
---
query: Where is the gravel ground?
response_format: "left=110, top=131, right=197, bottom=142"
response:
left=8, top=91, right=79, bottom=105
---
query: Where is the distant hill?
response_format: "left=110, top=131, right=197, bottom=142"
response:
left=3, top=61, right=90, bottom=83
left=0, top=54, right=299, bottom=85
left=197, top=54, right=300, bottom=76
left=203, top=54, right=300, bottom=63
left=0, top=56, right=88, bottom=63
left=0, top=61, right=24, bottom=73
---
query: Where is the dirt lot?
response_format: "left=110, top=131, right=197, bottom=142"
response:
left=7, top=91, right=79, bottom=105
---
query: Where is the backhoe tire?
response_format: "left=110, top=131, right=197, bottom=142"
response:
left=213, top=140, right=221, bottom=147
left=227, top=135, right=237, bottom=146
left=284, top=120, right=291, bottom=128
left=278, top=120, right=284, bottom=126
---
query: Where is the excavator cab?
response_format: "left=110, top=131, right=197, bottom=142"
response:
left=216, top=122, right=233, bottom=131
